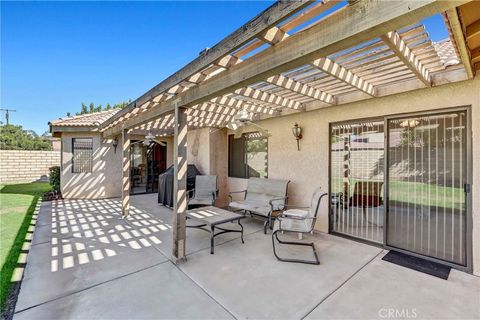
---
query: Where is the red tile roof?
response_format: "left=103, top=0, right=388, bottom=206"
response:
left=49, top=109, right=120, bottom=127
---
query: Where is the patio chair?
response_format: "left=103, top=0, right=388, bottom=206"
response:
left=188, top=175, right=218, bottom=208
left=272, top=187, right=327, bottom=265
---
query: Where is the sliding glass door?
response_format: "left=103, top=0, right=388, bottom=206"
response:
left=330, top=109, right=470, bottom=267
left=330, top=120, right=385, bottom=244
left=386, top=111, right=468, bottom=266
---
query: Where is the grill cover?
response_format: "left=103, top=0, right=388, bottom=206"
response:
left=157, top=164, right=201, bottom=207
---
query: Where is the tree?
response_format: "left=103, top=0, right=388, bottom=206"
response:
left=25, top=130, right=38, bottom=138
left=245, top=138, right=267, bottom=161
left=77, top=103, right=88, bottom=115
left=72, top=100, right=130, bottom=116
left=0, top=125, right=52, bottom=150
left=114, top=100, right=131, bottom=109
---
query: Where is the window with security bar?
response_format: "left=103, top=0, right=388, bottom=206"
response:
left=228, top=132, right=268, bottom=179
left=72, top=138, right=93, bottom=173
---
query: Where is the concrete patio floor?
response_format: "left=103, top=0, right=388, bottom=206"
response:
left=13, top=194, right=480, bottom=320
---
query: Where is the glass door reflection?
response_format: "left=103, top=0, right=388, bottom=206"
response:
left=386, top=111, right=467, bottom=265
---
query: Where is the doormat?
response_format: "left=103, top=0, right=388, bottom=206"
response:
left=382, top=250, right=451, bottom=280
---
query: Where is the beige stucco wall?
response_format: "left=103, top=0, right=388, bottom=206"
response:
left=60, top=132, right=174, bottom=199
left=186, top=127, right=229, bottom=205
left=60, top=132, right=122, bottom=199
left=191, top=78, right=480, bottom=274
left=187, top=128, right=211, bottom=174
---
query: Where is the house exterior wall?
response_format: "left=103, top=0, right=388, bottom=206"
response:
left=187, top=128, right=211, bottom=174
left=60, top=132, right=174, bottom=199
left=51, top=139, right=61, bottom=151
left=60, top=132, right=122, bottom=199
left=191, top=78, right=479, bottom=274
left=56, top=78, right=480, bottom=274
left=0, top=150, right=61, bottom=183
left=186, top=128, right=229, bottom=204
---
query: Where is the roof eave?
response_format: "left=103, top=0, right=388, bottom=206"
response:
left=50, top=125, right=99, bottom=136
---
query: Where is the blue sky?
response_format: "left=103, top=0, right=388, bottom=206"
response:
left=1, top=1, right=448, bottom=134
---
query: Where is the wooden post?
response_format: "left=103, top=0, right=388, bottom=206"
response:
left=172, top=105, right=187, bottom=263
left=122, top=129, right=131, bottom=217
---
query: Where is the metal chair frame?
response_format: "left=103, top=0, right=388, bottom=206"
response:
left=272, top=191, right=327, bottom=265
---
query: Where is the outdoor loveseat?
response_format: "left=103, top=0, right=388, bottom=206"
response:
left=228, top=177, right=290, bottom=233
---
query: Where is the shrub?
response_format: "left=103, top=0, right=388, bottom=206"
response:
left=49, top=166, right=60, bottom=192
left=0, top=124, right=52, bottom=150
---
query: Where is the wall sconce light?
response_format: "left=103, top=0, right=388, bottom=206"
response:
left=292, top=123, right=303, bottom=151
left=113, top=138, right=118, bottom=153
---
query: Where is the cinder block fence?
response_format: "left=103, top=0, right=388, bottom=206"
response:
left=0, top=150, right=61, bottom=184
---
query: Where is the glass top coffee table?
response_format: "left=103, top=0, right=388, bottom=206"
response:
left=186, top=206, right=245, bottom=254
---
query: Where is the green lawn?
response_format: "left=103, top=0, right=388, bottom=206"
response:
left=331, top=177, right=464, bottom=210
left=0, top=182, right=51, bottom=311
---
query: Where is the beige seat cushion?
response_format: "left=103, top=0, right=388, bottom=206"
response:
left=229, top=201, right=254, bottom=211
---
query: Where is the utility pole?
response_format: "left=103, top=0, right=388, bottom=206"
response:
left=0, top=109, right=16, bottom=125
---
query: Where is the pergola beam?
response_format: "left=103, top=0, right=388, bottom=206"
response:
left=100, top=1, right=312, bottom=130
left=189, top=104, right=237, bottom=118
left=265, top=74, right=336, bottom=104
left=466, top=19, right=480, bottom=41
left=472, top=47, right=480, bottom=64
left=133, top=107, right=238, bottom=133
left=103, top=0, right=469, bottom=137
left=381, top=31, right=431, bottom=86
left=234, top=87, right=304, bottom=110
left=279, top=0, right=340, bottom=33
left=445, top=8, right=475, bottom=79
left=209, top=96, right=279, bottom=115
left=136, top=116, right=174, bottom=132
left=128, top=129, right=171, bottom=136
left=311, top=58, right=376, bottom=96
left=258, top=26, right=289, bottom=45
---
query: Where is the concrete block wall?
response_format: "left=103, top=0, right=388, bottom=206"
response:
left=0, top=150, right=61, bottom=184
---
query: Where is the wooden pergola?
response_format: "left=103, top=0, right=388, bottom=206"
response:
left=100, top=0, right=476, bottom=262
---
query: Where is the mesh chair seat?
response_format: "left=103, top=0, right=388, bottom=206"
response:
left=273, top=209, right=310, bottom=233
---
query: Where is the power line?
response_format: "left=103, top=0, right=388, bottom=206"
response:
left=0, top=108, right=17, bottom=125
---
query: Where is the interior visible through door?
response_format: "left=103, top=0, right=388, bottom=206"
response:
left=130, top=141, right=167, bottom=195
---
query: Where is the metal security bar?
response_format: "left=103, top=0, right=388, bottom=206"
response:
left=330, top=120, right=385, bottom=244
left=386, top=111, right=467, bottom=265
left=72, top=138, right=93, bottom=173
